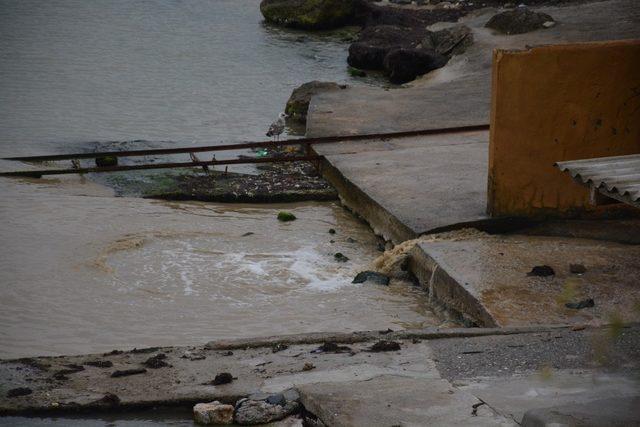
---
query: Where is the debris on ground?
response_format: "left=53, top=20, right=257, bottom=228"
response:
left=6, top=387, right=32, bottom=398
left=110, top=368, right=147, bottom=378
left=302, top=362, right=316, bottom=371
left=312, top=342, right=353, bottom=354
left=527, top=265, right=555, bottom=277
left=211, top=372, right=234, bottom=385
left=143, top=353, right=170, bottom=369
left=368, top=340, right=402, bottom=352
left=570, top=263, right=587, bottom=274
left=334, top=252, right=349, bottom=262
left=84, top=360, right=113, bottom=368
left=272, top=343, right=289, bottom=353
left=565, top=298, right=595, bottom=310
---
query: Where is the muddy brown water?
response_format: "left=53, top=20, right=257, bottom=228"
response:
left=0, top=175, right=442, bottom=359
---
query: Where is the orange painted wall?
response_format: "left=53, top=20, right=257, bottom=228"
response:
left=487, top=40, right=640, bottom=218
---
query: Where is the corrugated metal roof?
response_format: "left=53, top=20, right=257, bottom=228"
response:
left=555, top=154, right=640, bottom=208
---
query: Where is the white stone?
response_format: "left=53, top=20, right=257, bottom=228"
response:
left=193, top=401, right=234, bottom=425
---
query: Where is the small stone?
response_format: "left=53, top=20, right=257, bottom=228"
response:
left=352, top=271, right=390, bottom=286
left=527, top=265, right=555, bottom=277
left=569, top=264, right=587, bottom=274
left=143, top=353, right=169, bottom=369
left=277, top=211, right=297, bottom=222
left=7, top=387, right=32, bottom=398
left=368, top=340, right=401, bottom=352
left=334, top=252, right=349, bottom=262
left=211, top=372, right=234, bottom=385
left=328, top=228, right=336, bottom=234
left=542, top=20, right=555, bottom=28
left=302, top=362, right=316, bottom=371
left=565, top=298, right=595, bottom=310
left=193, top=401, right=234, bottom=425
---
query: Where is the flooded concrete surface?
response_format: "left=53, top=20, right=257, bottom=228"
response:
left=412, top=234, right=640, bottom=327
left=0, top=176, right=442, bottom=359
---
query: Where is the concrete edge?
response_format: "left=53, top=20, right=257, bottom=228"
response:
left=408, top=243, right=499, bottom=327
left=312, top=153, right=418, bottom=244
left=204, top=324, right=572, bottom=350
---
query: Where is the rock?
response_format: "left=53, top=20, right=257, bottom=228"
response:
left=334, top=252, right=349, bottom=262
left=234, top=399, right=300, bottom=425
left=143, top=353, right=169, bottom=369
left=526, top=265, right=555, bottom=277
left=570, top=263, right=587, bottom=274
left=565, top=298, right=595, bottom=310
left=6, top=387, right=32, bottom=398
left=485, top=8, right=555, bottom=35
left=260, top=0, right=356, bottom=30
left=282, top=388, right=300, bottom=403
left=383, top=47, right=448, bottom=84
left=95, top=155, right=118, bottom=167
left=285, top=81, right=345, bottom=123
left=302, top=362, right=316, bottom=371
left=348, top=25, right=427, bottom=70
left=211, top=372, right=234, bottom=385
left=277, top=211, right=297, bottom=222
left=110, top=368, right=147, bottom=378
left=193, top=401, right=234, bottom=425
left=352, top=271, right=390, bottom=286
left=368, top=340, right=401, bottom=352
left=328, top=228, right=336, bottom=234
left=266, top=393, right=287, bottom=406
left=429, top=25, right=473, bottom=56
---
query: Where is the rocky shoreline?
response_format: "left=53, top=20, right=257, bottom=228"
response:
left=261, top=0, right=572, bottom=85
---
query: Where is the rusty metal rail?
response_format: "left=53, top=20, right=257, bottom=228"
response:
left=0, top=124, right=489, bottom=178
left=0, top=156, right=322, bottom=178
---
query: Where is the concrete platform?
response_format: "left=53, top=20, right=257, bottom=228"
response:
left=1, top=325, right=638, bottom=425
left=298, top=375, right=514, bottom=426
left=409, top=234, right=640, bottom=327
left=314, top=130, right=492, bottom=242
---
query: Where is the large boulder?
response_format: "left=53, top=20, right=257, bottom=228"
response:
left=234, top=398, right=299, bottom=425
left=348, top=25, right=427, bottom=70
left=485, top=8, right=555, bottom=35
left=260, top=0, right=356, bottom=30
left=285, top=81, right=347, bottom=123
left=429, top=24, right=473, bottom=56
left=383, top=48, right=448, bottom=84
